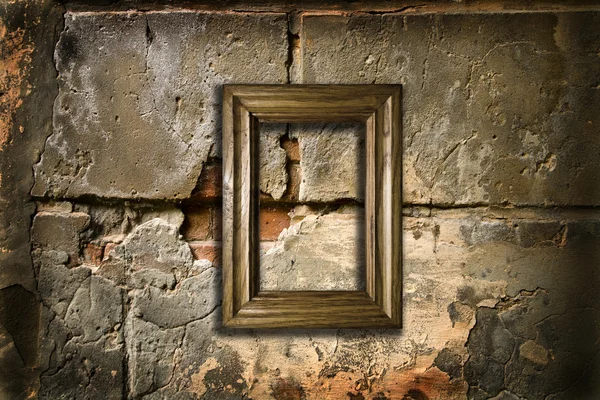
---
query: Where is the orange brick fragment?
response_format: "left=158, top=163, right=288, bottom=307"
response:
left=281, top=136, right=300, bottom=162
left=190, top=163, right=222, bottom=202
left=181, top=207, right=212, bottom=241
left=260, top=206, right=291, bottom=240
left=189, top=241, right=221, bottom=267
left=83, top=243, right=104, bottom=265
left=285, top=163, right=301, bottom=202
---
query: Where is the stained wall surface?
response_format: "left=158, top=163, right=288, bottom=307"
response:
left=1, top=1, right=599, bottom=399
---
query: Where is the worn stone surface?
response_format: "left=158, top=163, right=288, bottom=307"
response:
left=37, top=277, right=125, bottom=400
left=433, top=348, right=463, bottom=381
left=290, top=123, right=365, bottom=202
left=64, top=275, right=124, bottom=342
left=129, top=267, right=220, bottom=328
left=28, top=199, right=600, bottom=399
left=0, top=0, right=63, bottom=294
left=0, top=284, right=41, bottom=385
left=111, top=218, right=193, bottom=280
left=32, top=11, right=288, bottom=200
left=133, top=209, right=598, bottom=399
left=75, top=202, right=186, bottom=243
left=260, top=206, right=365, bottom=291
left=31, top=211, right=90, bottom=263
left=300, top=12, right=600, bottom=206
left=465, top=288, right=600, bottom=400
left=260, top=124, right=288, bottom=200
left=34, top=242, right=125, bottom=399
left=38, top=336, right=125, bottom=400
left=125, top=315, right=185, bottom=398
left=36, top=249, right=90, bottom=318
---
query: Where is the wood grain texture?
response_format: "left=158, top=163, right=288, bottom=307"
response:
left=222, top=89, right=260, bottom=324
left=222, top=84, right=402, bottom=328
left=227, top=292, right=397, bottom=329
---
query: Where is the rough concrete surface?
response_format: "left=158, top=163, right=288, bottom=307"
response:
left=32, top=11, right=288, bottom=200
left=25, top=203, right=600, bottom=399
left=0, top=0, right=64, bottom=397
left=290, top=123, right=366, bottom=202
left=259, top=124, right=289, bottom=200
left=0, top=3, right=599, bottom=400
left=300, top=12, right=600, bottom=206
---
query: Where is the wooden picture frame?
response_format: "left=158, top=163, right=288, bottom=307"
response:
left=222, top=85, right=402, bottom=328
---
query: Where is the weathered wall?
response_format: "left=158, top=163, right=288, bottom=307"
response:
left=1, top=1, right=600, bottom=399
left=0, top=0, right=63, bottom=397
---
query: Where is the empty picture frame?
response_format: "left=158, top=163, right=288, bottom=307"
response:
left=222, top=84, right=402, bottom=328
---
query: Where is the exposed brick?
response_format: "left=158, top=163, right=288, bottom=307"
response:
left=285, top=163, right=301, bottom=202
left=83, top=243, right=104, bottom=265
left=260, top=192, right=274, bottom=202
left=212, top=207, right=222, bottom=241
left=189, top=241, right=221, bottom=267
left=190, top=164, right=222, bottom=202
left=260, top=206, right=291, bottom=241
left=181, top=207, right=212, bottom=241
left=281, top=136, right=300, bottom=162
left=192, top=205, right=292, bottom=242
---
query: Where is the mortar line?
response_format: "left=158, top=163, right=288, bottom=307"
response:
left=30, top=194, right=600, bottom=213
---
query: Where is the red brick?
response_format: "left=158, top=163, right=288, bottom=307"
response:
left=181, top=207, right=212, bottom=241
left=83, top=243, right=104, bottom=265
left=212, top=207, right=222, bottom=241
left=281, top=136, right=300, bottom=162
left=284, top=163, right=301, bottom=202
left=189, top=241, right=221, bottom=267
left=260, top=206, right=291, bottom=240
left=190, top=163, right=222, bottom=202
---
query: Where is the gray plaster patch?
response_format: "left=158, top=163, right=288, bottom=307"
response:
left=36, top=250, right=91, bottom=318
left=33, top=11, right=288, bottom=200
left=31, top=212, right=90, bottom=260
left=64, top=275, right=124, bottom=342
left=129, top=267, right=220, bottom=329
left=39, top=339, right=124, bottom=400
left=259, top=124, right=288, bottom=200
left=125, top=315, right=184, bottom=397
left=112, top=218, right=193, bottom=280
left=290, top=123, right=365, bottom=202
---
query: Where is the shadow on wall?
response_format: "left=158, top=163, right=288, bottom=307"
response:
left=461, top=12, right=600, bottom=399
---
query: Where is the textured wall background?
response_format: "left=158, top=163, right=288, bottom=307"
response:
left=1, top=1, right=599, bottom=399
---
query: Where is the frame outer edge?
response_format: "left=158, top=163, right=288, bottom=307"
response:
left=223, top=84, right=403, bottom=329
left=391, top=86, right=402, bottom=327
left=222, top=86, right=234, bottom=325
